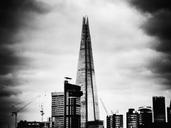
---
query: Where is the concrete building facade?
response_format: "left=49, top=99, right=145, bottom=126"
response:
left=51, top=92, right=64, bottom=128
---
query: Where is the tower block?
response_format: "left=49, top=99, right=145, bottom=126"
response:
left=76, top=17, right=103, bottom=128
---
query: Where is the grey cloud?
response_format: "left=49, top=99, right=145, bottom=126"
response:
left=128, top=0, right=171, bottom=89
left=0, top=0, right=49, bottom=127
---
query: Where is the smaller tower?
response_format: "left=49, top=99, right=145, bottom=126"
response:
left=51, top=92, right=64, bottom=127
left=64, top=80, right=83, bottom=128
left=126, top=109, right=139, bottom=128
left=138, top=106, right=152, bottom=128
left=107, top=114, right=123, bottom=128
left=152, top=96, right=167, bottom=128
left=152, top=96, right=166, bottom=123
left=167, top=100, right=171, bottom=127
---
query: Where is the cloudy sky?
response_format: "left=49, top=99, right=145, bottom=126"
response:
left=0, top=0, right=171, bottom=128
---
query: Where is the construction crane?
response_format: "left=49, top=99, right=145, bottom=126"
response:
left=11, top=95, right=41, bottom=128
left=100, top=98, right=109, bottom=116
left=40, top=104, right=45, bottom=122
left=12, top=100, right=33, bottom=128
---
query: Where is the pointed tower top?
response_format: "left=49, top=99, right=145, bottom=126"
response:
left=83, top=16, right=89, bottom=25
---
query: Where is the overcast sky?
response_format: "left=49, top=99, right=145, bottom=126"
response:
left=0, top=0, right=171, bottom=128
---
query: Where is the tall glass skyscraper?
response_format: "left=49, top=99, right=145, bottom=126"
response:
left=76, top=17, right=101, bottom=128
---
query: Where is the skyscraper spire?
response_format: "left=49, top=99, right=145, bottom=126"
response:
left=76, top=16, right=100, bottom=128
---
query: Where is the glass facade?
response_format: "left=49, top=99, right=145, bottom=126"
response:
left=76, top=17, right=100, bottom=128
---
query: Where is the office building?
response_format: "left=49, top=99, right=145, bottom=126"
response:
left=51, top=92, right=64, bottom=128
left=126, top=109, right=139, bottom=128
left=64, top=80, right=83, bottom=128
left=107, top=114, right=123, bottom=128
left=153, top=96, right=166, bottom=123
left=138, top=106, right=152, bottom=128
left=167, top=101, right=171, bottom=127
left=152, top=96, right=167, bottom=128
left=107, top=115, right=113, bottom=128
left=76, top=16, right=103, bottom=128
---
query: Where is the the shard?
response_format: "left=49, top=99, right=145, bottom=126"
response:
left=76, top=16, right=100, bottom=128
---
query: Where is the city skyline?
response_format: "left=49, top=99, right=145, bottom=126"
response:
left=0, top=0, right=171, bottom=128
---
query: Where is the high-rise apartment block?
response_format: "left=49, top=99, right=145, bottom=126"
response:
left=138, top=106, right=152, bottom=128
left=126, top=109, right=139, bottom=128
left=51, top=92, right=64, bottom=128
left=107, top=114, right=123, bottom=128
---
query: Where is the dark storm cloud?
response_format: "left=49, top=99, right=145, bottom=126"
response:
left=0, top=0, right=49, bottom=74
left=129, top=0, right=171, bottom=13
left=128, top=0, right=171, bottom=88
left=0, top=84, right=21, bottom=97
left=0, top=0, right=49, bottom=127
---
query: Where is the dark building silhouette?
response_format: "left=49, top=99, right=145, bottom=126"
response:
left=87, top=120, right=104, bottom=128
left=107, top=115, right=112, bottom=128
left=76, top=16, right=103, bottom=128
left=64, top=80, right=83, bottom=128
left=153, top=96, right=166, bottom=123
left=153, top=96, right=166, bottom=128
left=17, top=120, right=50, bottom=128
left=126, top=109, right=139, bottom=128
left=107, top=114, right=123, bottom=128
left=167, top=101, right=171, bottom=128
left=138, top=106, right=152, bottom=128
